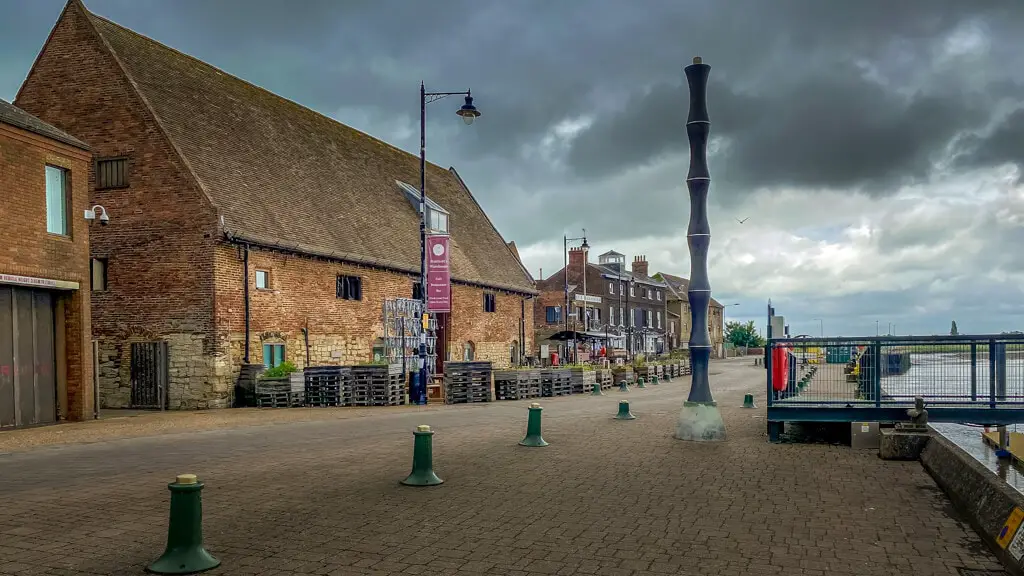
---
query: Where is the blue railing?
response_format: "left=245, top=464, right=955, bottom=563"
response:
left=765, top=334, right=1024, bottom=439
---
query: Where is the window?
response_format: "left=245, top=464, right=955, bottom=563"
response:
left=657, top=311, right=662, bottom=329
left=643, top=287, right=649, bottom=299
left=646, top=310, right=652, bottom=326
left=608, top=307, right=615, bottom=326
left=262, top=343, right=285, bottom=369
left=629, top=283, right=635, bottom=297
left=90, top=258, right=108, bottom=291
left=412, top=282, right=423, bottom=300
left=670, top=321, right=676, bottom=334
left=45, top=165, right=68, bottom=235
left=428, top=208, right=449, bottom=234
left=608, top=282, right=615, bottom=294
left=255, top=269, right=270, bottom=290
left=545, top=306, right=561, bottom=323
left=483, top=293, right=496, bottom=313
left=464, top=342, right=475, bottom=361
left=397, top=180, right=450, bottom=233
left=337, top=275, right=363, bottom=300
left=619, top=307, right=624, bottom=326
left=657, top=291, right=661, bottom=301
left=95, top=157, right=128, bottom=189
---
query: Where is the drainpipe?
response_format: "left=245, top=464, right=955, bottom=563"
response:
left=243, top=244, right=251, bottom=364
left=520, top=297, right=526, bottom=364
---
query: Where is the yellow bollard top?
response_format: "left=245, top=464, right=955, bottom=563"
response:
left=693, top=56, right=702, bottom=64
left=176, top=474, right=198, bottom=485
left=530, top=403, right=541, bottom=409
left=417, top=424, right=431, bottom=432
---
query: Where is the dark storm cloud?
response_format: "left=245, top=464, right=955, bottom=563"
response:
left=956, top=106, right=1024, bottom=178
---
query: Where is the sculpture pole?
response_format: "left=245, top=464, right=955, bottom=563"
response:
left=675, top=56, right=727, bottom=442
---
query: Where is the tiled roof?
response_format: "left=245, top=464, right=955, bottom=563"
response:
left=79, top=7, right=534, bottom=294
left=656, top=272, right=723, bottom=308
left=0, top=98, right=89, bottom=150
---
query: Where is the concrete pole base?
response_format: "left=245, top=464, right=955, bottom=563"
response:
left=674, top=401, right=727, bottom=442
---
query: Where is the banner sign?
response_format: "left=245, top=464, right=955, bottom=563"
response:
left=426, top=234, right=451, bottom=312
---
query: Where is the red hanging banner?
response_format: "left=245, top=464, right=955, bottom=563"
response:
left=426, top=234, right=451, bottom=313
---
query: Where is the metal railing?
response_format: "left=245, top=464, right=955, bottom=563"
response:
left=766, top=335, right=1024, bottom=410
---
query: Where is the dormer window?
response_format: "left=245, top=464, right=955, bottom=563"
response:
left=397, top=180, right=450, bottom=234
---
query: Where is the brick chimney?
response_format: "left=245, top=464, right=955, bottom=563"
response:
left=631, top=255, right=649, bottom=277
left=568, top=247, right=588, bottom=271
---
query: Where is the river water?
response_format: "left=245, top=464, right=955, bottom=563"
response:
left=882, top=353, right=1024, bottom=494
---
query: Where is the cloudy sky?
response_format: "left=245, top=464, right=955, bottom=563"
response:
left=3, top=0, right=1023, bottom=337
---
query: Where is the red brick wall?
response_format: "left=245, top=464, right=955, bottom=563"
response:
left=0, top=123, right=93, bottom=420
left=15, top=4, right=222, bottom=408
left=214, top=244, right=533, bottom=374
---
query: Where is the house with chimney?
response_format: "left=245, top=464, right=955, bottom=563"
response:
left=534, top=248, right=669, bottom=359
left=655, top=272, right=726, bottom=358
left=15, top=0, right=536, bottom=409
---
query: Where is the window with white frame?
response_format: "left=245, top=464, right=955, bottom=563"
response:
left=608, top=282, right=615, bottom=294
left=397, top=180, right=450, bottom=233
left=657, top=291, right=661, bottom=301
left=657, top=311, right=662, bottom=329
left=630, top=283, right=635, bottom=297
left=255, top=269, right=270, bottom=290
left=608, top=307, right=615, bottom=326
left=45, top=165, right=68, bottom=236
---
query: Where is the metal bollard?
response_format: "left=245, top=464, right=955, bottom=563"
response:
left=742, top=394, right=757, bottom=409
left=591, top=382, right=604, bottom=396
left=618, top=379, right=629, bottom=392
left=146, top=474, right=220, bottom=575
left=401, top=425, right=444, bottom=486
left=519, top=403, right=549, bottom=447
left=614, top=400, right=636, bottom=420
left=637, top=376, right=647, bottom=389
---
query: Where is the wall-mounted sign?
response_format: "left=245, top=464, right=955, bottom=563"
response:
left=0, top=273, right=78, bottom=290
left=426, top=234, right=451, bottom=313
left=573, top=294, right=601, bottom=304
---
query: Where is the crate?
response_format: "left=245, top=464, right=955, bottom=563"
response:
left=350, top=364, right=406, bottom=406
left=568, top=368, right=597, bottom=395
left=445, top=361, right=493, bottom=404
left=540, top=368, right=572, bottom=397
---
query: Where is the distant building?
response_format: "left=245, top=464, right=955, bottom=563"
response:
left=535, top=249, right=669, bottom=359
left=655, top=272, right=725, bottom=358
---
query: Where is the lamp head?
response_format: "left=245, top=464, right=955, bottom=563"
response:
left=456, top=94, right=481, bottom=125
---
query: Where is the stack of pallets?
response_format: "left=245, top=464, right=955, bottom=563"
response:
left=568, top=368, right=597, bottom=395
left=680, top=360, right=692, bottom=376
left=255, top=377, right=302, bottom=408
left=445, top=361, right=493, bottom=404
left=596, top=369, right=613, bottom=390
left=541, top=368, right=572, bottom=397
left=350, top=364, right=406, bottom=406
left=304, top=366, right=351, bottom=407
left=493, top=369, right=541, bottom=401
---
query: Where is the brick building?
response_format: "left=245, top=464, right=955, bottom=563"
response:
left=0, top=98, right=94, bottom=427
left=655, top=272, right=725, bottom=358
left=15, top=1, right=535, bottom=410
left=534, top=249, right=669, bottom=358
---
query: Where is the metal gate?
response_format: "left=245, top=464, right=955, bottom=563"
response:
left=130, top=341, right=168, bottom=409
left=0, top=286, right=57, bottom=429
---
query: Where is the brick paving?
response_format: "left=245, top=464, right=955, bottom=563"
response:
left=0, top=359, right=1003, bottom=575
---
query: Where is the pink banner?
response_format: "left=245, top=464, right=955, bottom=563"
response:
left=426, top=234, right=451, bottom=313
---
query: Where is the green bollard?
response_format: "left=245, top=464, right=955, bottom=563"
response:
left=401, top=425, right=444, bottom=486
left=591, top=382, right=604, bottom=396
left=742, top=394, right=757, bottom=409
left=614, top=400, right=636, bottom=420
left=618, top=379, right=629, bottom=392
left=146, top=474, right=220, bottom=575
left=637, top=376, right=647, bottom=389
left=664, top=371, right=672, bottom=382
left=519, top=403, right=549, bottom=447
left=651, top=375, right=659, bottom=385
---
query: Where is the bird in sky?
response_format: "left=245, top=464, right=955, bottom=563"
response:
left=736, top=217, right=749, bottom=224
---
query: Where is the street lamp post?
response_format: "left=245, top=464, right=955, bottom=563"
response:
left=563, top=232, right=588, bottom=363
left=626, top=278, right=635, bottom=361
left=418, top=82, right=480, bottom=404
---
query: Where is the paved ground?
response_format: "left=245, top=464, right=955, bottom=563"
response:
left=0, top=359, right=1004, bottom=575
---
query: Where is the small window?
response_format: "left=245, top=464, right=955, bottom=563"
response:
left=262, top=343, right=285, bottom=369
left=619, top=307, right=624, bottom=326
left=412, top=281, right=424, bottom=300
left=643, top=288, right=649, bottom=299
left=545, top=306, right=560, bottom=323
left=608, top=282, right=615, bottom=294
left=657, top=311, right=662, bottom=329
left=483, top=293, right=496, bottom=313
left=90, top=258, right=108, bottom=291
left=337, top=275, right=363, bottom=300
left=45, top=165, right=68, bottom=235
left=255, top=269, right=270, bottom=290
left=429, top=209, right=449, bottom=233
left=657, top=291, right=662, bottom=301
left=646, top=310, right=652, bottom=326
left=608, top=307, right=615, bottom=326
left=463, top=341, right=475, bottom=361
left=629, top=284, right=635, bottom=297
left=96, top=157, right=128, bottom=190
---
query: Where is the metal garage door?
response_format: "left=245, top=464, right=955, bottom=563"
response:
left=0, top=286, right=57, bottom=429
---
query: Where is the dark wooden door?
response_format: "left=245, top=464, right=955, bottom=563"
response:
left=130, top=341, right=169, bottom=409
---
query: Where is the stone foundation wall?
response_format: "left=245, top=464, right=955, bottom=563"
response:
left=97, top=333, right=232, bottom=410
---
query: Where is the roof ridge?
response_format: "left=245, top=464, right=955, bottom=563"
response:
left=83, top=9, right=453, bottom=176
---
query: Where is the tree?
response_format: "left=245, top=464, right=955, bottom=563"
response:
left=725, top=320, right=766, bottom=347
left=950, top=320, right=959, bottom=336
